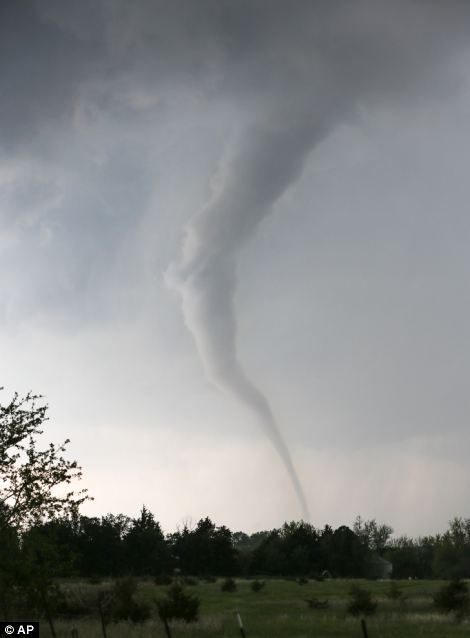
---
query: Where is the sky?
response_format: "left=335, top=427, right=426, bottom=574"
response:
left=2, top=0, right=470, bottom=536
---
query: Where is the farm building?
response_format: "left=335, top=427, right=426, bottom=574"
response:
left=366, top=554, right=393, bottom=579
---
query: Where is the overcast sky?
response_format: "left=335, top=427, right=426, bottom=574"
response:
left=2, top=0, right=470, bottom=535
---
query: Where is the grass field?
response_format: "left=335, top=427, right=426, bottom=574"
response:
left=45, top=578, right=469, bottom=637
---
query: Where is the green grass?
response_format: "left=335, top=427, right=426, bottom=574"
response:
left=44, top=578, right=470, bottom=637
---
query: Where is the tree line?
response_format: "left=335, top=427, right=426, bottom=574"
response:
left=1, top=389, right=470, bottom=586
left=2, top=508, right=470, bottom=581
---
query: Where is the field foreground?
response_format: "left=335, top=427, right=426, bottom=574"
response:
left=47, top=578, right=469, bottom=637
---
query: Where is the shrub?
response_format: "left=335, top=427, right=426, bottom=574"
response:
left=23, top=580, right=67, bottom=619
left=297, top=576, right=308, bottom=585
left=347, top=585, right=377, bottom=617
left=305, top=597, right=330, bottom=609
left=87, top=576, right=103, bottom=585
left=56, top=587, right=98, bottom=618
left=183, top=576, right=198, bottom=586
left=220, top=577, right=237, bottom=592
left=113, top=577, right=137, bottom=599
left=305, top=597, right=329, bottom=610
left=433, top=579, right=469, bottom=621
left=156, top=582, right=199, bottom=623
left=154, top=574, right=173, bottom=586
left=96, top=589, right=114, bottom=627
left=386, top=582, right=407, bottom=604
left=251, top=579, right=265, bottom=593
left=111, top=578, right=151, bottom=623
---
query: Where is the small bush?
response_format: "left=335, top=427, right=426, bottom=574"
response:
left=297, top=576, right=309, bottom=585
left=201, top=575, right=217, bottom=583
left=183, top=576, right=198, bottom=586
left=220, top=577, right=237, bottom=592
left=56, top=587, right=97, bottom=618
left=155, top=574, right=173, bottom=586
left=111, top=578, right=151, bottom=623
left=251, top=579, right=265, bottom=593
left=156, top=582, right=199, bottom=623
left=433, top=579, right=469, bottom=621
left=96, top=588, right=114, bottom=626
left=113, top=577, right=138, bottom=599
left=23, top=581, right=67, bottom=618
left=386, top=582, right=407, bottom=604
left=347, top=585, right=377, bottom=617
left=87, top=576, right=103, bottom=585
left=305, top=597, right=329, bottom=610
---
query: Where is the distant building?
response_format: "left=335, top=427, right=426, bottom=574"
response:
left=366, top=554, right=393, bottom=579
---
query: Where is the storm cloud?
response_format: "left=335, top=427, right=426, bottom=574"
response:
left=2, top=1, right=470, bottom=528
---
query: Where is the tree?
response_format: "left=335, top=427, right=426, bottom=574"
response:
left=156, top=582, right=199, bottom=623
left=353, top=516, right=393, bottom=555
left=280, top=521, right=320, bottom=575
left=251, top=579, right=265, bottom=592
left=0, top=389, right=90, bottom=636
left=320, top=526, right=369, bottom=577
left=347, top=585, right=377, bottom=617
left=0, top=390, right=89, bottom=529
left=0, top=512, right=22, bottom=619
left=78, top=514, right=131, bottom=577
left=110, top=578, right=151, bottom=623
left=170, top=517, right=237, bottom=576
left=433, top=579, right=469, bottom=621
left=124, top=506, right=168, bottom=575
left=386, top=582, right=407, bottom=604
left=383, top=535, right=419, bottom=579
left=251, top=530, right=288, bottom=575
left=433, top=519, right=470, bottom=579
left=220, top=577, right=237, bottom=592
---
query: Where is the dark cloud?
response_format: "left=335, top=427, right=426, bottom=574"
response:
left=0, top=1, right=103, bottom=154
left=2, top=0, right=470, bottom=157
left=3, top=0, right=470, bottom=518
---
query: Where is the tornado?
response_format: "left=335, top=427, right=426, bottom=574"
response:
left=164, top=0, right=470, bottom=521
left=166, top=102, right=336, bottom=520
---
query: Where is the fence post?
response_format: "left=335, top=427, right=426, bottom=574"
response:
left=162, top=616, right=173, bottom=638
left=236, top=610, right=247, bottom=638
left=97, top=599, right=108, bottom=638
left=361, top=618, right=369, bottom=638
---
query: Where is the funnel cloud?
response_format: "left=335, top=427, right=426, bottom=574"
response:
left=166, top=108, right=330, bottom=519
left=165, top=1, right=470, bottom=518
